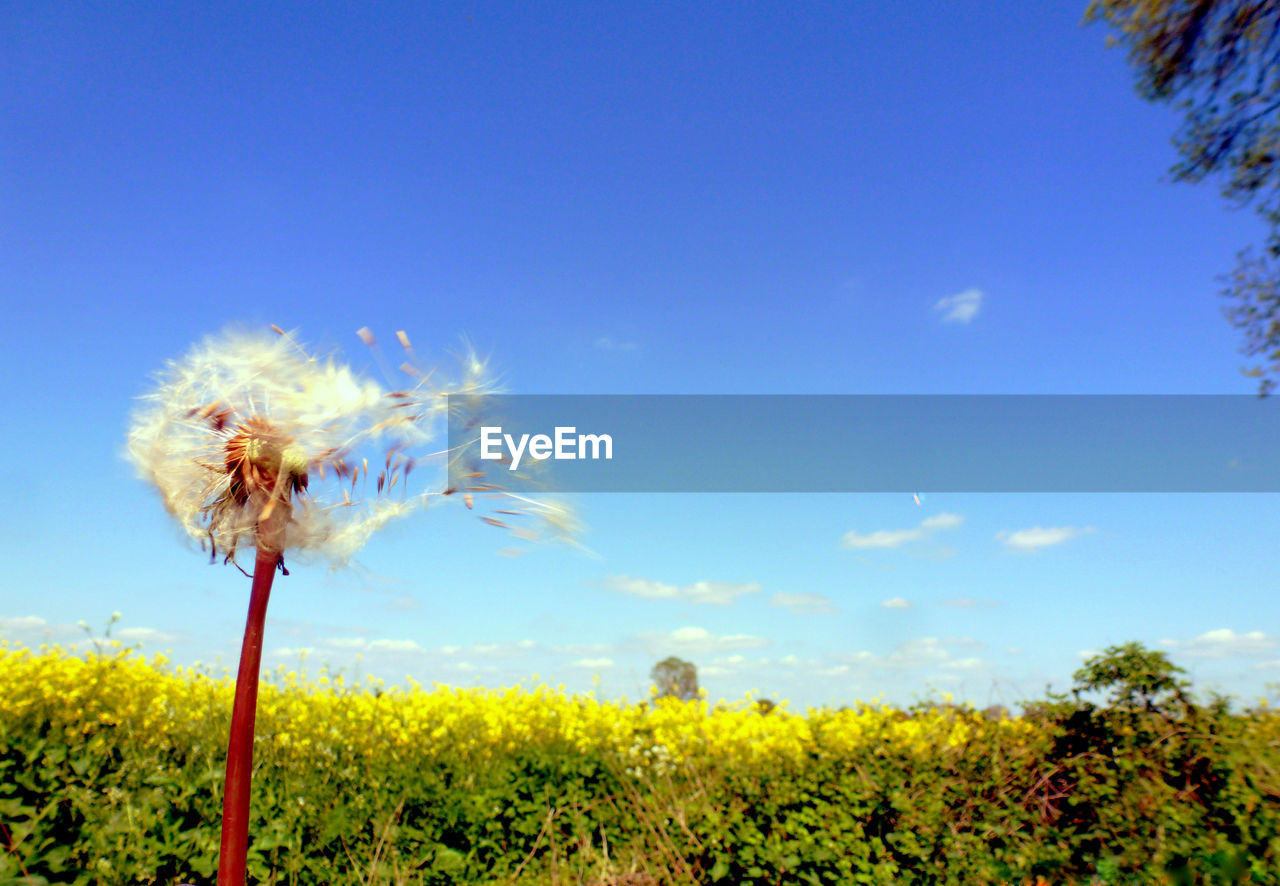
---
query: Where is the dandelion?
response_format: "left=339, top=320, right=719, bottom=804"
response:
left=127, top=325, right=578, bottom=886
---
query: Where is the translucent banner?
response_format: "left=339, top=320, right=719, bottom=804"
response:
left=444, top=395, right=1280, bottom=492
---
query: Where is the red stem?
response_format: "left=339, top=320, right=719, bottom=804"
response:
left=217, top=525, right=283, bottom=886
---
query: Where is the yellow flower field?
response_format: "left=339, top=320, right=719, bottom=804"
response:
left=0, top=641, right=1037, bottom=767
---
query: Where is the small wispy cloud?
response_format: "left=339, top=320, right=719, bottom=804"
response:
left=998, top=526, right=1096, bottom=552
left=602, top=575, right=761, bottom=605
left=270, top=647, right=314, bottom=658
left=432, top=640, right=537, bottom=658
left=327, top=637, right=370, bottom=649
left=367, top=638, right=423, bottom=653
left=640, top=626, right=769, bottom=655
left=1163, top=629, right=1277, bottom=659
left=769, top=592, right=838, bottom=614
left=934, top=288, right=983, bottom=324
left=842, top=528, right=926, bottom=549
left=842, top=513, right=963, bottom=549
left=554, top=642, right=615, bottom=656
left=940, top=597, right=1000, bottom=609
left=880, top=597, right=912, bottom=610
left=0, top=615, right=47, bottom=630
left=836, top=636, right=981, bottom=671
left=570, top=657, right=615, bottom=669
left=115, top=627, right=177, bottom=644
left=594, top=336, right=638, bottom=352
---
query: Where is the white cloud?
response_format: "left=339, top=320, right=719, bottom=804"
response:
left=270, top=647, right=314, bottom=658
left=769, top=592, right=837, bottom=614
left=1165, top=629, right=1278, bottom=659
left=836, top=636, right=981, bottom=671
left=0, top=615, right=48, bottom=630
left=998, top=526, right=1096, bottom=552
left=554, top=642, right=615, bottom=655
left=842, top=528, right=925, bottom=549
left=641, top=626, right=769, bottom=655
left=602, top=574, right=760, bottom=605
left=571, top=657, right=615, bottom=669
left=429, top=640, right=538, bottom=658
left=934, top=288, right=983, bottom=324
left=843, top=513, right=963, bottom=549
left=326, top=637, right=369, bottom=649
left=115, top=627, right=177, bottom=644
left=921, top=513, right=963, bottom=530
left=594, top=336, right=638, bottom=352
left=889, top=637, right=952, bottom=666
left=942, top=657, right=984, bottom=671
left=439, top=660, right=502, bottom=675
left=368, top=639, right=424, bottom=652
left=941, top=598, right=1000, bottom=609
left=880, top=597, right=912, bottom=610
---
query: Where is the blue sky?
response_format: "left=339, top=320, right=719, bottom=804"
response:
left=3, top=1, right=1277, bottom=710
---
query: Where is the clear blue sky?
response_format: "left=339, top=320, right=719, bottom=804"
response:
left=3, top=1, right=1277, bottom=710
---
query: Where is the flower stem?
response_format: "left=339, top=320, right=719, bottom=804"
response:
left=218, top=507, right=288, bottom=886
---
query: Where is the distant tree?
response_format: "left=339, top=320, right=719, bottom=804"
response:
left=1072, top=641, right=1192, bottom=714
left=1087, top=0, right=1280, bottom=394
left=651, top=656, right=699, bottom=701
left=756, top=698, right=777, bottom=715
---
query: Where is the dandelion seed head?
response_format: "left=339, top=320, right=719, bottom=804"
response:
left=129, top=328, right=474, bottom=566
left=128, top=326, right=583, bottom=568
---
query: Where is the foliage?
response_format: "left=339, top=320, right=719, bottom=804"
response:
left=650, top=656, right=699, bottom=703
left=1086, top=0, right=1280, bottom=394
left=1071, top=641, right=1191, bottom=713
left=2, top=641, right=1279, bottom=884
